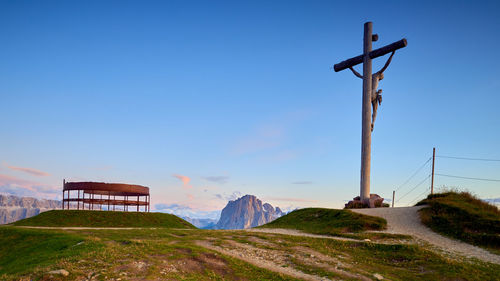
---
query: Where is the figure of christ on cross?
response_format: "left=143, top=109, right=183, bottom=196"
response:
left=334, top=22, right=407, bottom=206
left=348, top=51, right=395, bottom=132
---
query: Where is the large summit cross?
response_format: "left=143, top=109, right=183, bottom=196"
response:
left=334, top=22, right=407, bottom=206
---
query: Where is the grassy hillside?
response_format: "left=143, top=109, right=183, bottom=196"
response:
left=417, top=192, right=500, bottom=252
left=260, top=208, right=387, bottom=235
left=0, top=227, right=98, bottom=276
left=1, top=226, right=498, bottom=281
left=12, top=210, right=195, bottom=228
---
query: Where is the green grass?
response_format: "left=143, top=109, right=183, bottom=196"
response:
left=0, top=227, right=100, bottom=276
left=259, top=208, right=387, bottom=235
left=417, top=191, right=500, bottom=252
left=1, top=226, right=499, bottom=280
left=11, top=210, right=196, bottom=228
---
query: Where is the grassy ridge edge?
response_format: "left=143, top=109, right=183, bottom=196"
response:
left=417, top=191, right=500, bottom=252
left=11, top=210, right=196, bottom=228
left=259, top=208, right=387, bottom=235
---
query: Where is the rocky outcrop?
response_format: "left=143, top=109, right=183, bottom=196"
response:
left=0, top=194, right=61, bottom=224
left=216, top=195, right=283, bottom=229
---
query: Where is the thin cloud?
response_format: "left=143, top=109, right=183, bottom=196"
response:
left=292, top=181, right=313, bottom=185
left=231, top=126, right=284, bottom=155
left=154, top=203, right=220, bottom=220
left=0, top=174, right=60, bottom=199
left=215, top=191, right=242, bottom=201
left=264, top=196, right=318, bottom=203
left=202, top=176, right=229, bottom=184
left=6, top=165, right=50, bottom=177
left=172, top=174, right=191, bottom=188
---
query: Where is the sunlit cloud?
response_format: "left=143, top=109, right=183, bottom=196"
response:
left=0, top=174, right=60, bottom=200
left=6, top=165, right=50, bottom=177
left=172, top=174, right=191, bottom=188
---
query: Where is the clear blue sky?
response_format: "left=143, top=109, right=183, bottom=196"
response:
left=1, top=0, right=499, bottom=217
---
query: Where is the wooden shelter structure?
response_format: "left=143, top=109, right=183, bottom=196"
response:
left=62, top=180, right=150, bottom=212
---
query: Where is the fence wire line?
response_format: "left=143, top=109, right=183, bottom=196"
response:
left=395, top=157, right=432, bottom=192
left=436, top=155, right=500, bottom=162
left=408, top=187, right=430, bottom=206
left=435, top=173, right=500, bottom=182
left=396, top=174, right=431, bottom=203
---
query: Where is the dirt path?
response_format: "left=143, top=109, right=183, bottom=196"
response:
left=195, top=240, right=371, bottom=281
left=352, top=206, right=500, bottom=264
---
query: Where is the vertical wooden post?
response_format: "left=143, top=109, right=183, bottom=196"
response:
left=108, top=191, right=111, bottom=211
left=360, top=21, right=373, bottom=203
left=62, top=179, right=65, bottom=210
left=137, top=196, right=139, bottom=212
left=431, top=147, right=436, bottom=194
left=113, top=195, right=115, bottom=211
left=82, top=192, right=85, bottom=210
left=392, top=190, right=395, bottom=208
left=67, top=190, right=70, bottom=209
left=125, top=196, right=128, bottom=212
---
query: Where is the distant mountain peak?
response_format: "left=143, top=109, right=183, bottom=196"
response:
left=215, top=194, right=283, bottom=229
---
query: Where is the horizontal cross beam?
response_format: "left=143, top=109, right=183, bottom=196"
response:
left=334, top=39, right=407, bottom=72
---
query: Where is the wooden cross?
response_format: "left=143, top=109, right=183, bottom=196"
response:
left=334, top=22, right=407, bottom=206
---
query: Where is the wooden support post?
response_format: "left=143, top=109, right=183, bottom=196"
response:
left=62, top=179, right=65, bottom=210
left=392, top=190, right=395, bottom=208
left=113, top=195, right=115, bottom=211
left=77, top=190, right=80, bottom=210
left=108, top=191, right=111, bottom=211
left=360, top=21, right=373, bottom=203
left=125, top=196, right=128, bottom=212
left=67, top=190, right=70, bottom=209
left=431, top=147, right=436, bottom=194
left=82, top=192, right=85, bottom=210
left=137, top=196, right=139, bottom=212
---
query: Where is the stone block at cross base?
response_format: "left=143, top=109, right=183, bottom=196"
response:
left=344, top=194, right=384, bottom=209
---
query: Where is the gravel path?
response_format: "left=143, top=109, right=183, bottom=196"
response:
left=352, top=206, right=500, bottom=264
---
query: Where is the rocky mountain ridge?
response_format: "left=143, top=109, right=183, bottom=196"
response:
left=0, top=194, right=61, bottom=224
left=216, top=194, right=282, bottom=229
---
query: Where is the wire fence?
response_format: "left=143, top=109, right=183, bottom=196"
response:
left=392, top=149, right=500, bottom=207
